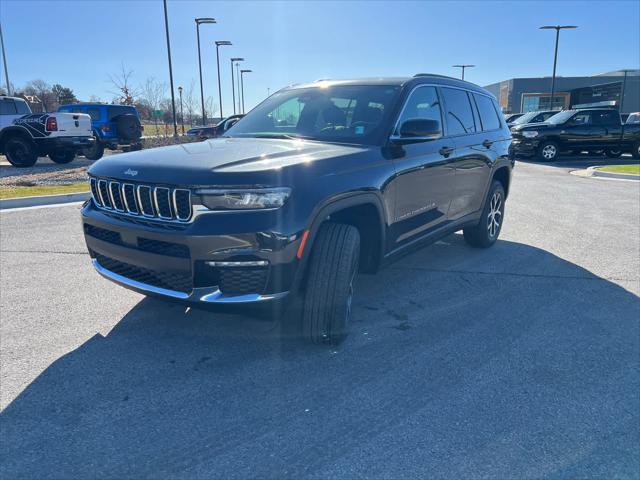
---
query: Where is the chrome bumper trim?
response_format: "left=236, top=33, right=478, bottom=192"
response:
left=91, top=259, right=287, bottom=304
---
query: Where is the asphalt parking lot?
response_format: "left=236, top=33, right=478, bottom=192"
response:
left=1, top=157, right=639, bottom=478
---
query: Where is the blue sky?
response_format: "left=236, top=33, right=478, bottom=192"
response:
left=1, top=0, right=638, bottom=114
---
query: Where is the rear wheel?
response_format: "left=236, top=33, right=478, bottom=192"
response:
left=48, top=150, right=75, bottom=164
left=82, top=138, right=104, bottom=160
left=463, top=180, right=505, bottom=248
left=4, top=136, right=38, bottom=167
left=632, top=142, right=640, bottom=160
left=537, top=141, right=559, bottom=162
left=302, top=223, right=360, bottom=345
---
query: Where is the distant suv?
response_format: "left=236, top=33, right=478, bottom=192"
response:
left=81, top=75, right=513, bottom=344
left=58, top=103, right=143, bottom=160
left=0, top=96, right=93, bottom=167
left=511, top=108, right=640, bottom=161
left=186, top=114, right=244, bottom=140
left=508, top=110, right=558, bottom=128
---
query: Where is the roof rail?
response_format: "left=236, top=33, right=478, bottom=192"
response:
left=413, top=73, right=460, bottom=80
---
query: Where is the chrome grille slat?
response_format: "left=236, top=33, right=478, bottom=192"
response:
left=89, top=177, right=192, bottom=223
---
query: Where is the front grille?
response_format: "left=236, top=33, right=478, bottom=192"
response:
left=96, top=254, right=193, bottom=293
left=89, top=177, right=192, bottom=222
left=219, top=267, right=268, bottom=294
left=137, top=237, right=190, bottom=258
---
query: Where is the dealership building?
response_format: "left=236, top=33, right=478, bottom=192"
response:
left=484, top=69, right=639, bottom=114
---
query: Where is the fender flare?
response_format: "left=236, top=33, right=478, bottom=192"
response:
left=293, top=191, right=387, bottom=290
left=0, top=125, right=35, bottom=147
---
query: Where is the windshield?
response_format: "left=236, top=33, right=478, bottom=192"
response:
left=546, top=110, right=576, bottom=124
left=225, top=85, right=401, bottom=145
left=512, top=111, right=541, bottom=125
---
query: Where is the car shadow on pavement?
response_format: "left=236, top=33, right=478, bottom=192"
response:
left=1, top=236, right=639, bottom=479
left=516, top=153, right=638, bottom=170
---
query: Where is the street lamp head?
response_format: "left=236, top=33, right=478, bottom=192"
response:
left=230, top=57, right=244, bottom=62
left=452, top=64, right=475, bottom=68
left=178, top=86, right=183, bottom=93
left=216, top=40, right=232, bottom=46
left=195, top=17, right=216, bottom=24
left=540, top=25, right=577, bottom=30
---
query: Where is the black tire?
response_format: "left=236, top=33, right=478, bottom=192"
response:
left=632, top=142, right=640, bottom=160
left=604, top=148, right=622, bottom=158
left=48, top=150, right=75, bottom=164
left=129, top=142, right=143, bottom=151
left=4, top=136, right=38, bottom=168
left=302, top=223, right=360, bottom=345
left=463, top=180, right=506, bottom=248
left=115, top=114, right=142, bottom=142
left=537, top=140, right=559, bottom=162
left=82, top=138, right=104, bottom=160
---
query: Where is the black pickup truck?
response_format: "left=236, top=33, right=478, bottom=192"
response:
left=511, top=108, right=640, bottom=161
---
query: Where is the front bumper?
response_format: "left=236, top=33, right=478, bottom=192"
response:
left=82, top=201, right=302, bottom=307
left=509, top=138, right=540, bottom=157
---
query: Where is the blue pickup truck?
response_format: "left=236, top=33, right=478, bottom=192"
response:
left=57, top=103, right=143, bottom=160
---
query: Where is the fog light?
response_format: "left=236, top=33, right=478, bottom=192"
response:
left=206, top=260, right=268, bottom=267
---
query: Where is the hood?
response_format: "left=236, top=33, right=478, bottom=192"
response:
left=88, top=137, right=367, bottom=184
left=511, top=122, right=552, bottom=132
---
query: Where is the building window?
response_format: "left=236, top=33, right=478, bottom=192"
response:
left=521, top=93, right=569, bottom=112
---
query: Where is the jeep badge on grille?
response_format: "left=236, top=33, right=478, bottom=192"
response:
left=124, top=169, right=138, bottom=176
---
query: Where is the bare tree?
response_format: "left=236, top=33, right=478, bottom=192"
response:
left=23, top=79, right=54, bottom=111
left=108, top=63, right=137, bottom=105
left=205, top=96, right=218, bottom=123
left=183, top=79, right=196, bottom=126
left=139, top=77, right=168, bottom=132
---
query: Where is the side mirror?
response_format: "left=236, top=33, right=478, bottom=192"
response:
left=393, top=118, right=442, bottom=143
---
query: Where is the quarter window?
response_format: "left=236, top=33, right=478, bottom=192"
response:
left=87, top=108, right=101, bottom=121
left=441, top=87, right=476, bottom=135
left=0, top=99, right=16, bottom=115
left=396, top=86, right=443, bottom=135
left=474, top=94, right=501, bottom=131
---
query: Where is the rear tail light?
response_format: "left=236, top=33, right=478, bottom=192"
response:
left=140, top=125, right=144, bottom=131
left=46, top=117, right=58, bottom=131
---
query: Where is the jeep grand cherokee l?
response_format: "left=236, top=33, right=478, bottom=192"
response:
left=82, top=75, right=513, bottom=344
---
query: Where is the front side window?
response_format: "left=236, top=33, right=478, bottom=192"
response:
left=395, top=86, right=443, bottom=135
left=571, top=112, right=592, bottom=125
left=225, top=84, right=401, bottom=145
left=441, top=87, right=476, bottom=135
left=474, top=94, right=501, bottom=131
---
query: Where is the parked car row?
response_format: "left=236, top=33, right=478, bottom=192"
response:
left=186, top=114, right=244, bottom=140
left=508, top=107, right=640, bottom=161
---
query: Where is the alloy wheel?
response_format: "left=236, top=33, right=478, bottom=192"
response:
left=542, top=144, right=557, bottom=160
left=487, top=191, right=503, bottom=238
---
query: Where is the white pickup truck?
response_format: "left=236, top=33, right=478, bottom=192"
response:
left=0, top=95, right=94, bottom=167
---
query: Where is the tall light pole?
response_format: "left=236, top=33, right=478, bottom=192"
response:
left=230, top=57, right=243, bottom=114
left=240, top=69, right=252, bottom=114
left=178, top=86, right=185, bottom=134
left=195, top=17, right=216, bottom=125
left=215, top=41, right=232, bottom=119
left=0, top=22, right=10, bottom=95
left=540, top=25, right=577, bottom=110
left=452, top=64, right=475, bottom=81
left=163, top=0, right=178, bottom=137
left=236, top=62, right=242, bottom=113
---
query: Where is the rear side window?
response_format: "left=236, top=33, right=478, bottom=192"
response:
left=441, top=87, right=476, bottom=135
left=15, top=100, right=31, bottom=114
left=0, top=99, right=16, bottom=114
left=593, top=110, right=620, bottom=125
left=396, top=86, right=443, bottom=134
left=87, top=107, right=101, bottom=121
left=474, top=94, right=501, bottom=131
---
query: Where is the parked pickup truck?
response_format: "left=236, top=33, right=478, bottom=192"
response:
left=511, top=108, right=640, bottom=161
left=0, top=96, right=93, bottom=167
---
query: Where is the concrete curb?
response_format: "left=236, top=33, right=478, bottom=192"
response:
left=0, top=191, right=90, bottom=210
left=588, top=166, right=640, bottom=181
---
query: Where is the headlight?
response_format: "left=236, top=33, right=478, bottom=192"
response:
left=522, top=131, right=539, bottom=138
left=197, top=187, right=291, bottom=211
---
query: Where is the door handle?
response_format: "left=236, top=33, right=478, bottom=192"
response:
left=439, top=146, right=454, bottom=157
left=482, top=139, right=493, bottom=149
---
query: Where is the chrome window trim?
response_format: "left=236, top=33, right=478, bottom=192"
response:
left=172, top=188, right=192, bottom=222
left=153, top=187, right=173, bottom=220
left=122, top=183, right=139, bottom=215
left=136, top=185, right=155, bottom=217
left=108, top=181, right=125, bottom=212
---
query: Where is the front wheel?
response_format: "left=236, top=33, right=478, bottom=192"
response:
left=604, top=149, right=622, bottom=158
left=302, top=223, right=360, bottom=345
left=463, top=180, right=505, bottom=248
left=48, top=150, right=75, bottom=164
left=632, top=142, right=640, bottom=160
left=537, top=141, right=559, bottom=162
